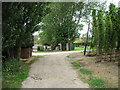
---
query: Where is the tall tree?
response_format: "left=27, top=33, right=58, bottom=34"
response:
left=40, top=2, right=84, bottom=50
left=2, top=2, right=46, bottom=60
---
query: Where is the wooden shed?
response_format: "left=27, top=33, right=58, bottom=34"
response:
left=21, top=47, right=32, bottom=59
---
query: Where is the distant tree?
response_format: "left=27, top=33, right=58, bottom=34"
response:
left=40, top=2, right=84, bottom=50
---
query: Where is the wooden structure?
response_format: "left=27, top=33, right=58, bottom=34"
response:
left=21, top=47, right=32, bottom=59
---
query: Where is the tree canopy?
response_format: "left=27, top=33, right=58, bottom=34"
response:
left=2, top=2, right=46, bottom=59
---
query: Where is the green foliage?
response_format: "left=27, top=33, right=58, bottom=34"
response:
left=2, top=59, right=29, bottom=88
left=88, top=77, right=105, bottom=88
left=67, top=55, right=75, bottom=58
left=38, top=46, right=44, bottom=51
left=71, top=61, right=107, bottom=88
left=80, top=68, right=92, bottom=75
left=39, top=2, right=84, bottom=49
left=116, top=8, right=120, bottom=50
left=74, top=42, right=91, bottom=47
left=104, top=11, right=113, bottom=51
left=74, top=46, right=90, bottom=50
left=91, top=3, right=120, bottom=54
left=3, top=59, right=22, bottom=74
left=3, top=65, right=29, bottom=88
left=71, top=62, right=81, bottom=68
left=97, top=10, right=106, bottom=53
left=2, top=56, right=43, bottom=88
left=2, top=2, right=46, bottom=59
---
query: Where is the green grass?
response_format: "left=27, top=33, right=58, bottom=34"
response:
left=34, top=44, right=42, bottom=46
left=71, top=62, right=81, bottom=68
left=2, top=56, right=43, bottom=88
left=71, top=61, right=109, bottom=88
left=80, top=68, right=92, bottom=75
left=67, top=55, right=75, bottom=58
left=88, top=77, right=105, bottom=88
left=3, top=64, right=29, bottom=88
left=74, top=46, right=90, bottom=51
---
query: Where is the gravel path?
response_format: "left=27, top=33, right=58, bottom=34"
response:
left=22, top=52, right=89, bottom=88
left=32, top=50, right=84, bottom=56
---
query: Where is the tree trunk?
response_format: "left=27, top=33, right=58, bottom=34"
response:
left=51, top=44, right=57, bottom=50
left=68, top=40, right=72, bottom=51
left=14, top=39, right=21, bottom=60
left=117, top=38, right=120, bottom=50
left=6, top=48, right=10, bottom=59
left=61, top=43, right=66, bottom=51
left=84, top=21, right=90, bottom=55
left=68, top=42, right=71, bottom=51
left=14, top=45, right=21, bottom=60
left=10, top=47, right=14, bottom=59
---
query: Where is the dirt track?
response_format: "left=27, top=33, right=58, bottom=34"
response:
left=22, top=53, right=89, bottom=88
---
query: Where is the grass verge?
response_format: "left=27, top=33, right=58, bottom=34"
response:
left=71, top=61, right=106, bottom=88
left=88, top=76, right=105, bottom=88
left=67, top=55, right=75, bottom=58
left=80, top=68, right=92, bottom=75
left=2, top=56, right=43, bottom=88
left=71, top=62, right=81, bottom=69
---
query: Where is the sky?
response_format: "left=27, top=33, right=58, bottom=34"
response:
left=33, top=0, right=120, bottom=36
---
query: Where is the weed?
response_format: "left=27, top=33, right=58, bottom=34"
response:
left=88, top=76, right=105, bottom=88
left=71, top=62, right=81, bottom=68
left=67, top=55, right=75, bottom=58
left=80, top=68, right=92, bottom=75
left=2, top=56, right=43, bottom=88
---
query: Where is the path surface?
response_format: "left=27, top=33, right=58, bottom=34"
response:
left=32, top=50, right=84, bottom=56
left=22, top=52, right=89, bottom=88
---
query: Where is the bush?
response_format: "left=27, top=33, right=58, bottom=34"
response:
left=3, top=59, right=22, bottom=74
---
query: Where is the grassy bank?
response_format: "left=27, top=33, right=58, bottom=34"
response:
left=2, top=56, right=43, bottom=88
left=67, top=52, right=118, bottom=88
left=69, top=61, right=106, bottom=88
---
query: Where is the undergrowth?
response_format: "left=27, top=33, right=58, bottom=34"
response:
left=2, top=56, right=43, bottom=88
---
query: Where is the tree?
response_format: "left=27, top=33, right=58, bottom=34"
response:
left=2, top=2, right=46, bottom=60
left=39, top=2, right=84, bottom=50
left=91, top=3, right=120, bottom=55
left=82, top=1, right=106, bottom=55
left=116, top=7, right=120, bottom=50
left=104, top=11, right=113, bottom=51
left=97, top=10, right=106, bottom=54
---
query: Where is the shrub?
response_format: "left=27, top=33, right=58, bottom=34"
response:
left=3, top=59, right=22, bottom=74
